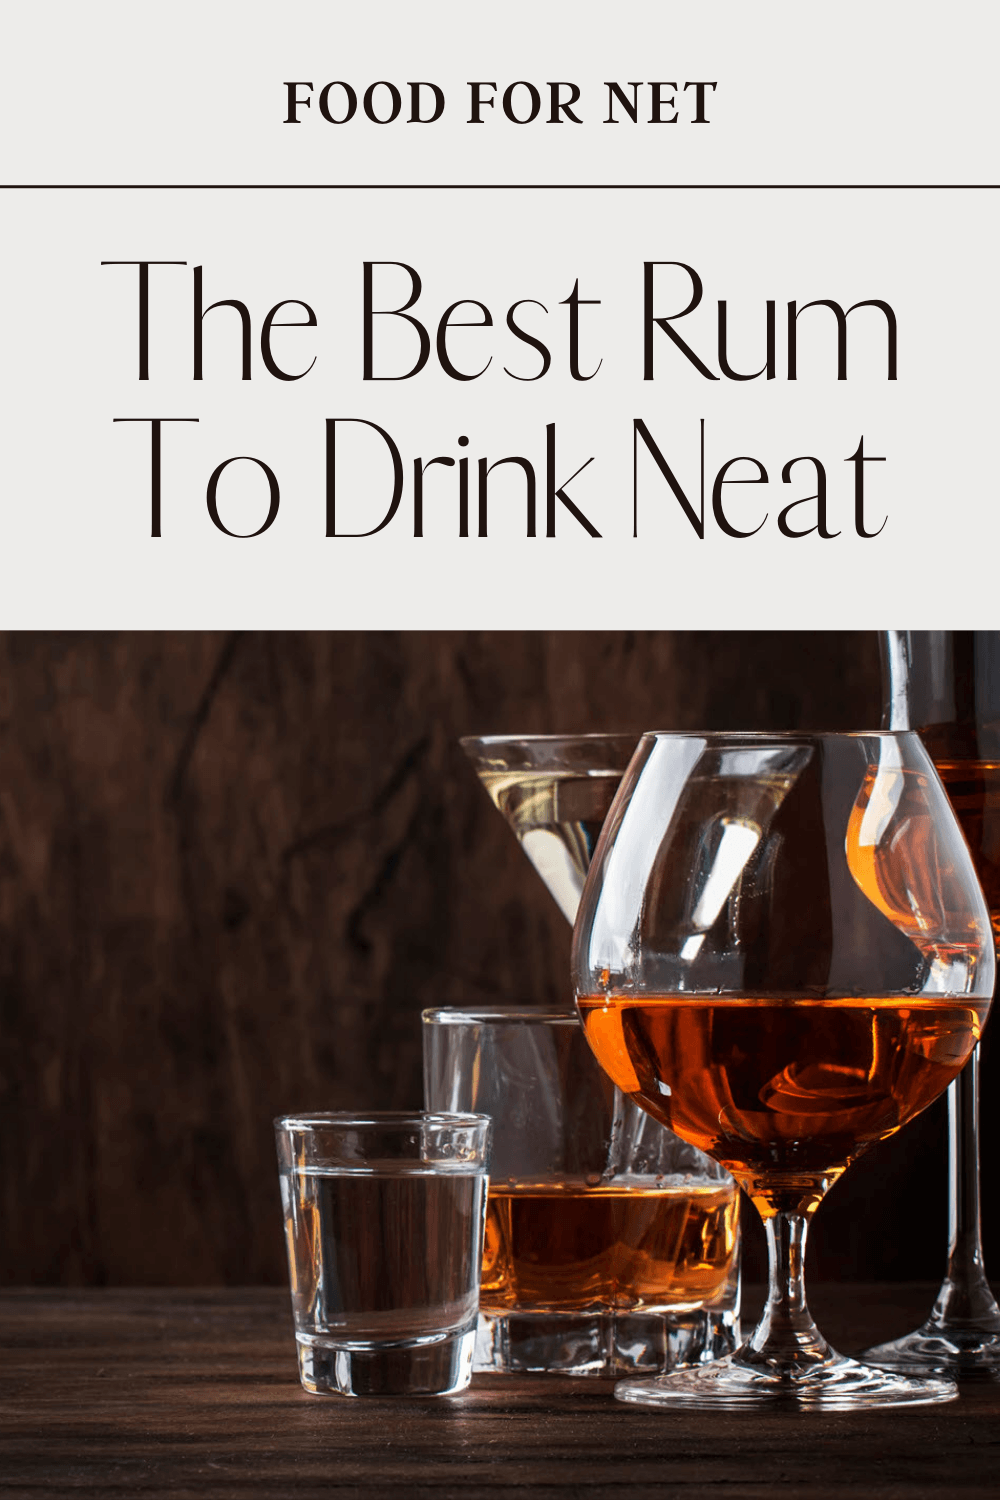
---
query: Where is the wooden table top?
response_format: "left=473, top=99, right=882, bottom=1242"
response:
left=1, top=1285, right=998, bottom=1498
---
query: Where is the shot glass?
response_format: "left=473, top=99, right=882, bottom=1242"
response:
left=423, top=1007, right=741, bottom=1377
left=275, top=1111, right=492, bottom=1397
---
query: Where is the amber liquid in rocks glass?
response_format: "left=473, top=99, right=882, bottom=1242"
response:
left=482, top=1179, right=738, bottom=1313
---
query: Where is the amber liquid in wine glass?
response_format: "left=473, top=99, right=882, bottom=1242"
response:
left=932, top=758, right=1000, bottom=944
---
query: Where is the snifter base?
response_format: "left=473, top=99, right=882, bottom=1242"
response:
left=614, top=1349, right=957, bottom=1411
left=474, top=1306, right=740, bottom=1378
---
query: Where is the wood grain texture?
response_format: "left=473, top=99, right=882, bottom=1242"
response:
left=0, top=629, right=987, bottom=1288
left=1, top=1287, right=998, bottom=1499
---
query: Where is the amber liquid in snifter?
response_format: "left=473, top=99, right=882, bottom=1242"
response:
left=578, top=996, right=989, bottom=1217
left=481, top=1178, right=739, bottom=1315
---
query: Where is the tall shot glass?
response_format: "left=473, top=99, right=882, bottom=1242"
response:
left=423, top=1006, right=740, bottom=1377
left=275, top=1112, right=491, bottom=1397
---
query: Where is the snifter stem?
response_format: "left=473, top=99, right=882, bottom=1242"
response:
left=746, top=1209, right=832, bottom=1370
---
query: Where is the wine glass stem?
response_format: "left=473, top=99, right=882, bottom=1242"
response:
left=745, top=1209, right=831, bottom=1367
left=931, top=1048, right=1000, bottom=1331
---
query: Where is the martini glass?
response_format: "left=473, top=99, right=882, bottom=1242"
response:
left=460, top=733, right=638, bottom=925
left=455, top=733, right=742, bottom=1375
left=574, top=731, right=993, bottom=1410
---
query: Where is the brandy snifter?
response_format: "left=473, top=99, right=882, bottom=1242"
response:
left=574, top=731, right=993, bottom=1410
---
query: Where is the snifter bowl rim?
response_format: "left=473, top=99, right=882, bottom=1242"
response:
left=638, top=729, right=911, bottom=743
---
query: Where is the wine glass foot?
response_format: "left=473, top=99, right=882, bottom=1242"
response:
left=863, top=1326, right=1000, bottom=1377
left=614, top=1350, right=957, bottom=1411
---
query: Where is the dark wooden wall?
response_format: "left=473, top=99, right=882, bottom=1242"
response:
left=0, top=631, right=990, bottom=1288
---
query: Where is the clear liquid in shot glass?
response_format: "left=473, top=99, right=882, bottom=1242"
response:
left=283, top=1162, right=487, bottom=1346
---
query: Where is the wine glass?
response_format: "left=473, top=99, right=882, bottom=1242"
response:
left=862, top=631, right=1000, bottom=1374
left=573, top=731, right=994, bottom=1409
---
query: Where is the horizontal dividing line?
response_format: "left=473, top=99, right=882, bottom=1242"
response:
left=2, top=182, right=999, bottom=191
